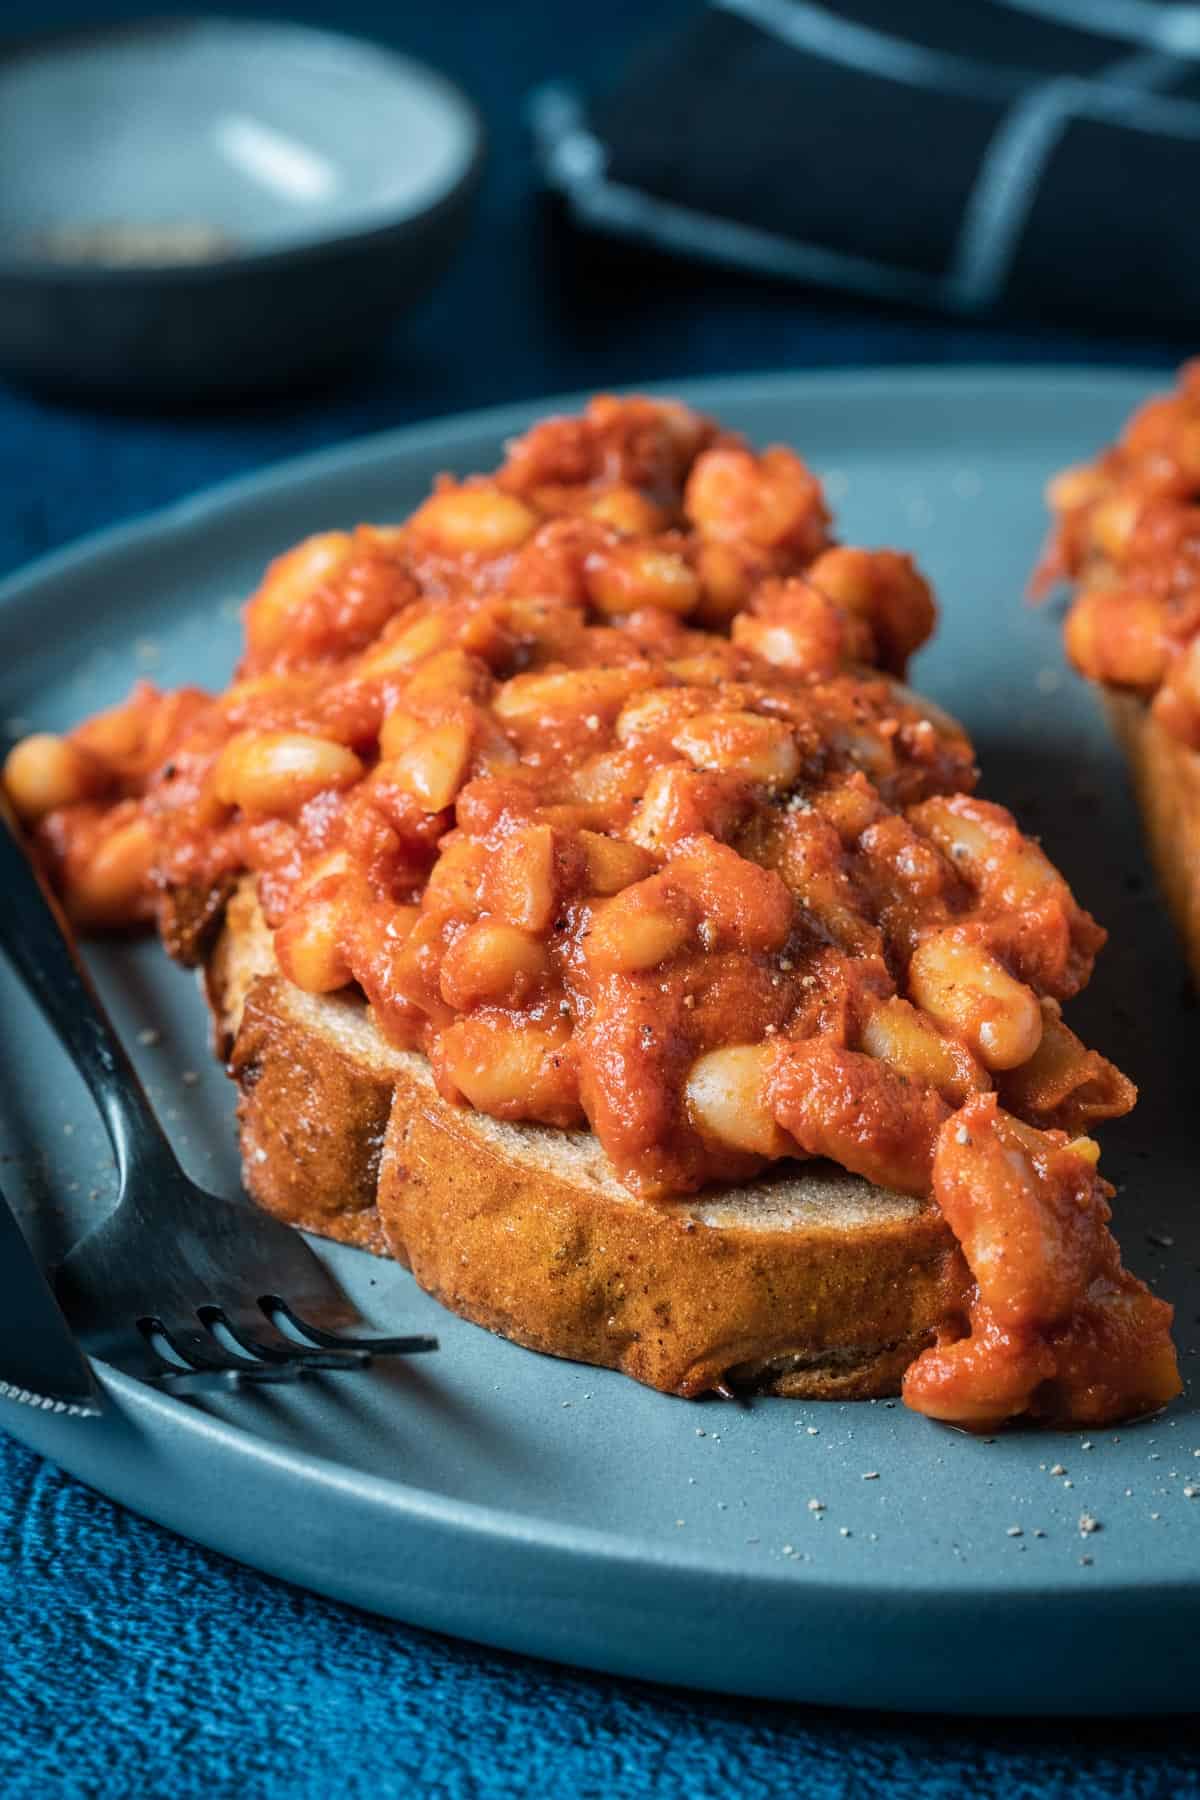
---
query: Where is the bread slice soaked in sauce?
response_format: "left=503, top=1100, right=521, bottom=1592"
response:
left=210, top=877, right=959, bottom=1399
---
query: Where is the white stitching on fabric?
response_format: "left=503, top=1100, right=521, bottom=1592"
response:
left=528, top=83, right=945, bottom=306
left=711, top=0, right=1020, bottom=97
left=949, top=49, right=1182, bottom=307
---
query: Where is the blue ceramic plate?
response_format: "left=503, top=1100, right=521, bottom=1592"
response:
left=0, top=369, right=1196, bottom=1715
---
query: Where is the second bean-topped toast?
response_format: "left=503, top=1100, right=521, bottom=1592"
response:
left=1039, top=361, right=1200, bottom=988
left=6, top=396, right=1179, bottom=1428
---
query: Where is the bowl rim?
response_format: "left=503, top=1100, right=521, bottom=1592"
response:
left=0, top=12, right=487, bottom=287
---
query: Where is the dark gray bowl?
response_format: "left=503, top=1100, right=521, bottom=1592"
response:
left=0, top=16, right=485, bottom=403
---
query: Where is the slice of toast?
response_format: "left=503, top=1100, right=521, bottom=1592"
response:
left=1105, top=692, right=1200, bottom=986
left=206, top=878, right=964, bottom=1399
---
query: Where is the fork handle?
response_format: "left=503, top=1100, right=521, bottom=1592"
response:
left=0, top=796, right=178, bottom=1189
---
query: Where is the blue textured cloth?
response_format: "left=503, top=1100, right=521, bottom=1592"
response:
left=3, top=1439, right=1199, bottom=1798
left=1, top=2, right=1197, bottom=1792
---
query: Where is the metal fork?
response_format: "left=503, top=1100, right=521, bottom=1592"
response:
left=0, top=797, right=436, bottom=1391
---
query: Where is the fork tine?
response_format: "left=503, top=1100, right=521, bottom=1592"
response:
left=208, top=1306, right=371, bottom=1371
left=150, top=1318, right=312, bottom=1381
left=136, top=1318, right=301, bottom=1388
left=265, top=1295, right=439, bottom=1356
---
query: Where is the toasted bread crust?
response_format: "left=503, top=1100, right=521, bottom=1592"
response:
left=161, top=874, right=239, bottom=968
left=1107, top=691, right=1200, bottom=986
left=210, top=880, right=964, bottom=1397
left=230, top=980, right=392, bottom=1256
left=378, top=1100, right=956, bottom=1396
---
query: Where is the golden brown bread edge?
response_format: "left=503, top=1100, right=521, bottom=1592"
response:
left=205, top=879, right=966, bottom=1399
left=1106, top=691, right=1200, bottom=987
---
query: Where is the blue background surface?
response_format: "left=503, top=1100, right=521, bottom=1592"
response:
left=0, top=2, right=1195, bottom=1791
